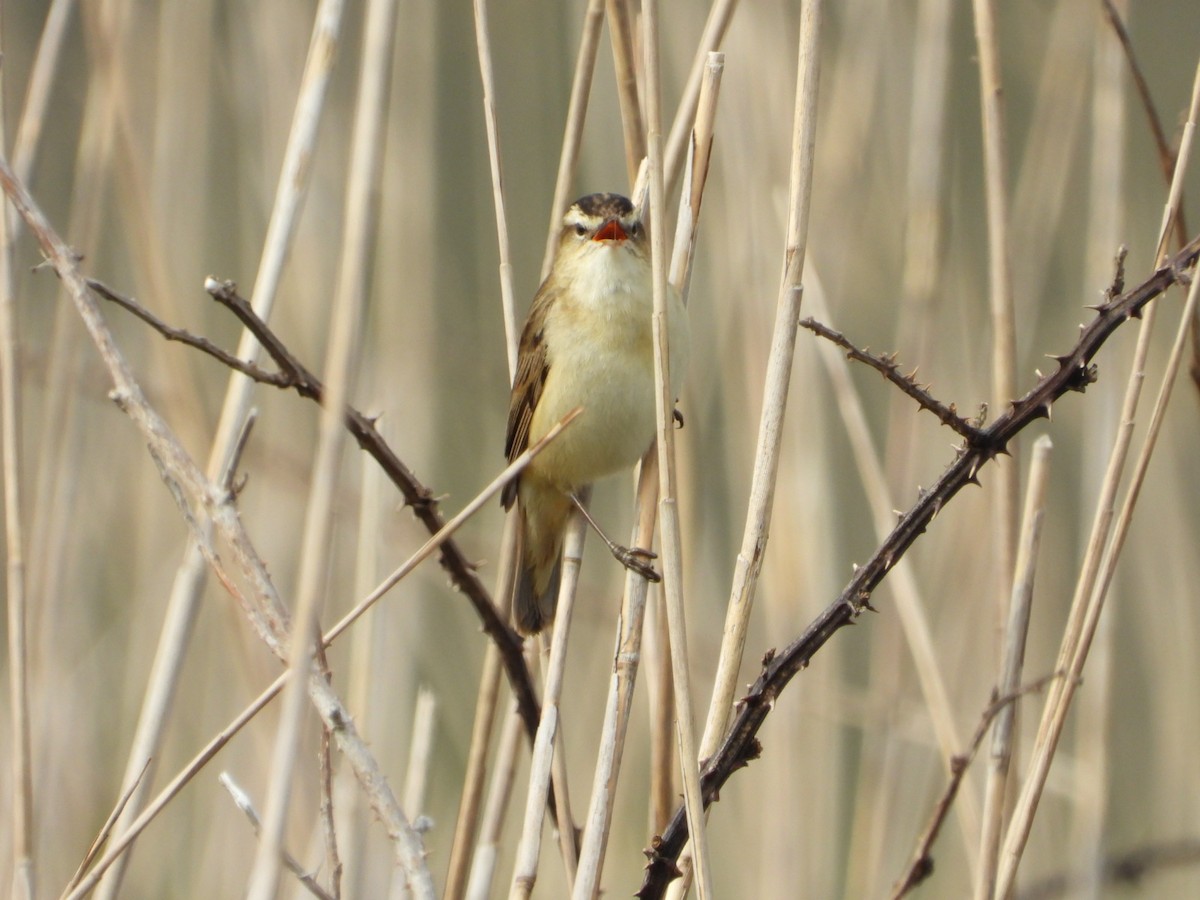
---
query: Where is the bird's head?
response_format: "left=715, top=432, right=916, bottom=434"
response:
left=560, top=192, right=645, bottom=251
left=552, top=194, right=649, bottom=294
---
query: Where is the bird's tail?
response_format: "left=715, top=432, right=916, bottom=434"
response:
left=512, top=482, right=571, bottom=636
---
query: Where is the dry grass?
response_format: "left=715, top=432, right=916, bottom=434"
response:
left=4, top=1, right=1200, bottom=898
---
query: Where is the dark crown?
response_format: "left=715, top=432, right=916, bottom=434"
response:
left=571, top=193, right=634, bottom=220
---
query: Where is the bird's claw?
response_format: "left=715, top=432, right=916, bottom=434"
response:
left=614, top=545, right=661, bottom=582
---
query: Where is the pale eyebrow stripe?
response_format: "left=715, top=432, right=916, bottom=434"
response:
left=562, top=208, right=598, bottom=228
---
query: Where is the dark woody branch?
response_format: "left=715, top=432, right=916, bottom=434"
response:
left=890, top=672, right=1063, bottom=899
left=1097, top=1, right=1200, bottom=398
left=637, top=231, right=1200, bottom=898
left=1098, top=0, right=1185, bottom=246
left=89, top=277, right=544, bottom=757
left=799, top=317, right=987, bottom=441
left=86, top=279, right=295, bottom=388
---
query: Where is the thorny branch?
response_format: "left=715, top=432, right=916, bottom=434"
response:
left=89, top=277, right=545, bottom=763
left=636, top=233, right=1200, bottom=898
left=800, top=318, right=987, bottom=440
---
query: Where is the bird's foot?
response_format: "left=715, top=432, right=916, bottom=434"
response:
left=609, top=543, right=661, bottom=582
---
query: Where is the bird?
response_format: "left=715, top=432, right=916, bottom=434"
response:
left=502, top=192, right=689, bottom=635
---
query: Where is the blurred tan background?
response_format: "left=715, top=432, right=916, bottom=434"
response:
left=3, top=0, right=1200, bottom=897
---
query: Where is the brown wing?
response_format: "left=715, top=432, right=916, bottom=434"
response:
left=502, top=285, right=555, bottom=508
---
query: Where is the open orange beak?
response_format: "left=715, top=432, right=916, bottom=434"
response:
left=593, top=219, right=628, bottom=242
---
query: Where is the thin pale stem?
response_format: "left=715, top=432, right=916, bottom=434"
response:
left=663, top=0, right=740, bottom=195
left=998, top=246, right=1200, bottom=900
left=473, top=0, right=520, bottom=374
left=509, top=513, right=587, bottom=897
left=1067, top=5, right=1127, bottom=884
left=247, top=0, right=396, bottom=890
left=95, top=3, right=348, bottom=894
left=696, top=0, right=822, bottom=776
left=975, top=436, right=1053, bottom=899
left=446, top=5, right=531, bottom=893
left=606, top=0, right=646, bottom=185
left=337, top=439, right=389, bottom=890
left=572, top=452, right=659, bottom=900
left=541, top=0, right=607, bottom=280
left=443, top=537, right=513, bottom=900
left=465, top=703, right=525, bottom=899
left=9, top=0, right=74, bottom=199
left=402, top=689, right=438, bottom=818
left=971, top=0, right=1020, bottom=647
left=59, top=414, right=574, bottom=900
left=644, top=1, right=712, bottom=897
left=995, top=62, right=1200, bottom=896
left=0, top=28, right=34, bottom=900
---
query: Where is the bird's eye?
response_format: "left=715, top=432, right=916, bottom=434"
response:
left=629, top=223, right=641, bottom=237
left=574, top=223, right=587, bottom=237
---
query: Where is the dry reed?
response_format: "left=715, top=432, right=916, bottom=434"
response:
left=3, top=4, right=1200, bottom=899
